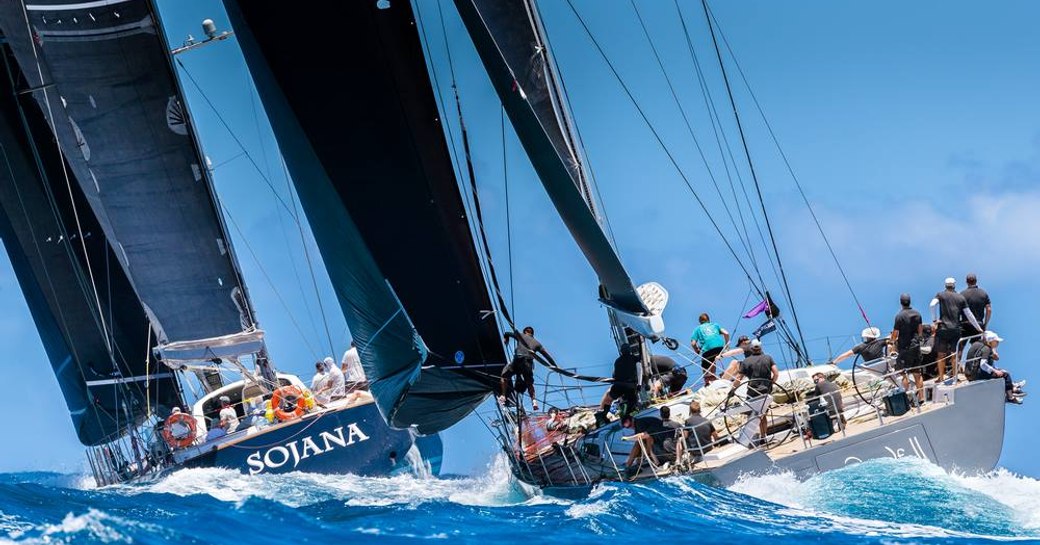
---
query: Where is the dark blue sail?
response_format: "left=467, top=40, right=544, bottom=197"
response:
left=0, top=46, right=182, bottom=445
left=0, top=0, right=255, bottom=353
left=224, top=0, right=507, bottom=434
left=454, top=0, right=651, bottom=319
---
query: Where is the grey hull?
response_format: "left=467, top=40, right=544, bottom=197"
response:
left=698, top=378, right=1005, bottom=487
left=514, top=378, right=1006, bottom=493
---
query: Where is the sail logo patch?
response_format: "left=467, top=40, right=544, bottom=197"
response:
left=246, top=424, right=370, bottom=475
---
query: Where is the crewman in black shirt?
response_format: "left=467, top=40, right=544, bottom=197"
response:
left=732, top=340, right=779, bottom=447
left=930, top=277, right=982, bottom=380
left=892, top=293, right=924, bottom=403
left=960, top=273, right=992, bottom=337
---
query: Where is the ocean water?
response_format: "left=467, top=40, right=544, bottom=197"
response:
left=1, top=457, right=1038, bottom=545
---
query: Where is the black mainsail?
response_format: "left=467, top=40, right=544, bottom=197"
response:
left=224, top=0, right=507, bottom=434
left=0, top=45, right=181, bottom=445
left=0, top=0, right=258, bottom=371
left=453, top=0, right=664, bottom=337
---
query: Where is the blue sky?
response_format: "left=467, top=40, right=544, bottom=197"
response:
left=1, top=0, right=1038, bottom=477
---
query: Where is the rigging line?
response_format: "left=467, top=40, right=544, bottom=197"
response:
left=144, top=323, right=152, bottom=419
left=675, top=0, right=767, bottom=289
left=219, top=201, right=322, bottom=361
left=276, top=154, right=329, bottom=356
left=17, top=2, right=114, bottom=358
left=501, top=106, right=516, bottom=319
left=172, top=57, right=298, bottom=221
left=730, top=284, right=754, bottom=341
left=279, top=153, right=336, bottom=358
left=561, top=0, right=765, bottom=302
left=238, top=71, right=324, bottom=351
left=630, top=0, right=756, bottom=266
left=704, top=5, right=871, bottom=328
left=700, top=0, right=809, bottom=362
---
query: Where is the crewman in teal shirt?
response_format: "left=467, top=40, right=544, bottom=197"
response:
left=690, top=313, right=729, bottom=386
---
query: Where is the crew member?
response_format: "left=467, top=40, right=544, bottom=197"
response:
left=677, top=401, right=718, bottom=463
left=811, top=372, right=846, bottom=427
left=719, top=335, right=752, bottom=380
left=960, top=273, right=992, bottom=337
left=621, top=411, right=667, bottom=476
left=832, top=327, right=888, bottom=366
left=931, top=277, right=982, bottom=380
left=218, top=395, right=240, bottom=433
left=600, top=343, right=640, bottom=417
left=311, top=361, right=329, bottom=404
left=649, top=355, right=687, bottom=397
left=341, top=341, right=368, bottom=389
left=731, top=339, right=779, bottom=447
left=964, top=331, right=1025, bottom=404
left=500, top=326, right=555, bottom=412
left=892, top=293, right=925, bottom=404
left=322, top=356, right=346, bottom=400
left=690, top=313, right=730, bottom=386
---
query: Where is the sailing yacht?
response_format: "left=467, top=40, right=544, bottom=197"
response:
left=0, top=0, right=441, bottom=485
left=435, top=0, right=1008, bottom=493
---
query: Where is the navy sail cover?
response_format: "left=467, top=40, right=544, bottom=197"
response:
left=454, top=0, right=649, bottom=316
left=0, top=44, right=181, bottom=445
left=0, top=0, right=254, bottom=348
left=225, top=0, right=506, bottom=434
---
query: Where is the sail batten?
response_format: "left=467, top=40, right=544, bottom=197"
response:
left=454, top=0, right=650, bottom=317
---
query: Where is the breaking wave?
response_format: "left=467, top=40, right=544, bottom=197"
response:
left=0, top=458, right=1038, bottom=544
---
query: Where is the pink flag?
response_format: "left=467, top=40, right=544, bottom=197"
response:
left=743, top=299, right=769, bottom=318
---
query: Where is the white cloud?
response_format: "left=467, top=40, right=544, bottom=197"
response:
left=780, top=188, right=1040, bottom=286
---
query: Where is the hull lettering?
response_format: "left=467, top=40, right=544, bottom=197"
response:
left=247, top=424, right=371, bottom=475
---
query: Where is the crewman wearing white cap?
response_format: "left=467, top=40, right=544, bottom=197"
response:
left=930, top=277, right=983, bottom=381
left=831, top=326, right=888, bottom=365
left=964, top=331, right=1025, bottom=404
left=218, top=395, right=240, bottom=433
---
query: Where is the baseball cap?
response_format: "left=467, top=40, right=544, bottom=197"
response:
left=219, top=395, right=231, bottom=404
left=749, top=339, right=762, bottom=349
left=944, top=277, right=956, bottom=287
left=984, top=331, right=1003, bottom=343
left=861, top=326, right=881, bottom=340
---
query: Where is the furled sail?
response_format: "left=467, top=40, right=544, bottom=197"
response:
left=453, top=0, right=656, bottom=328
left=0, top=0, right=256, bottom=362
left=0, top=49, right=182, bottom=445
left=224, top=0, right=507, bottom=434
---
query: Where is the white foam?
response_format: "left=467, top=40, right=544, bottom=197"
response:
left=726, top=459, right=1040, bottom=540
left=953, top=468, right=1040, bottom=530
left=7, top=509, right=147, bottom=544
left=119, top=453, right=545, bottom=509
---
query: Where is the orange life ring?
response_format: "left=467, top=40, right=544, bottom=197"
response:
left=162, top=412, right=197, bottom=449
left=271, top=385, right=307, bottom=421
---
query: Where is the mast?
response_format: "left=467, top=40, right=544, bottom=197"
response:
left=453, top=0, right=666, bottom=339
left=224, top=0, right=508, bottom=434
left=0, top=0, right=274, bottom=390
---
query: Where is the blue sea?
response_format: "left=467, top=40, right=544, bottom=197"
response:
left=1, top=457, right=1038, bottom=544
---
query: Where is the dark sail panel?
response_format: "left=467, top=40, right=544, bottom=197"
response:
left=0, top=50, right=181, bottom=445
left=0, top=0, right=252, bottom=346
left=225, top=0, right=506, bottom=434
left=454, top=0, right=649, bottom=315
